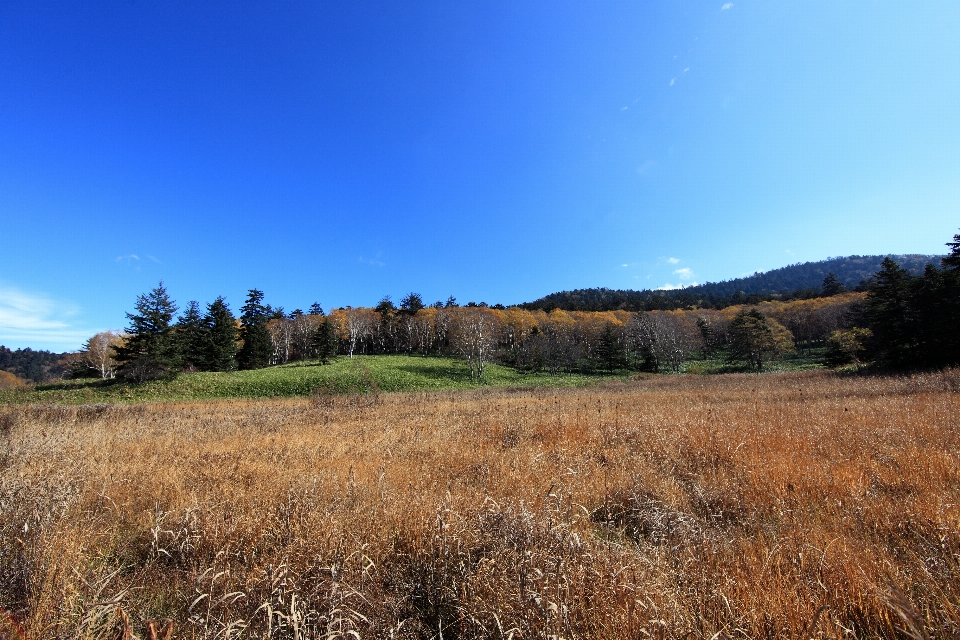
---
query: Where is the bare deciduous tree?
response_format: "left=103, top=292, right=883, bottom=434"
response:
left=450, top=308, right=500, bottom=378
left=81, top=330, right=125, bottom=379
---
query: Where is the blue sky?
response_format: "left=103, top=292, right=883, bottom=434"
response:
left=1, top=1, right=958, bottom=351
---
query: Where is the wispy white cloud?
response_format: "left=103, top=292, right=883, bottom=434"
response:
left=721, top=2, right=733, bottom=10
left=620, top=106, right=629, bottom=111
left=359, top=254, right=386, bottom=267
left=674, top=267, right=695, bottom=280
left=667, top=257, right=680, bottom=264
left=0, top=286, right=91, bottom=348
left=636, top=160, right=657, bottom=175
left=669, top=78, right=676, bottom=86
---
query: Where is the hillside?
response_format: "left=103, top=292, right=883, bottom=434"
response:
left=0, top=345, right=68, bottom=382
left=523, top=254, right=941, bottom=312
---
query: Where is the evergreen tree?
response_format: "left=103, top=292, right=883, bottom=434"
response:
left=312, top=317, right=338, bottom=364
left=596, top=323, right=626, bottom=372
left=400, top=292, right=425, bottom=314
left=727, top=309, right=795, bottom=371
left=205, top=296, right=239, bottom=371
left=696, top=316, right=718, bottom=356
left=114, top=282, right=180, bottom=382
left=176, top=301, right=208, bottom=371
left=821, top=272, right=846, bottom=296
left=309, top=302, right=324, bottom=316
left=862, top=258, right=915, bottom=367
left=237, top=289, right=273, bottom=369
left=937, top=231, right=960, bottom=365
left=943, top=231, right=960, bottom=269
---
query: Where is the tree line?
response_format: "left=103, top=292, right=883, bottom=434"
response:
left=31, top=228, right=960, bottom=384
left=84, top=284, right=859, bottom=382
left=830, top=232, right=960, bottom=369
left=523, top=254, right=940, bottom=312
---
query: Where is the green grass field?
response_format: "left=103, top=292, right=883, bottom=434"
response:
left=0, top=355, right=630, bottom=404
left=0, top=349, right=830, bottom=405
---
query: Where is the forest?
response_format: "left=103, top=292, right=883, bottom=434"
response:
left=2, top=232, right=957, bottom=388
left=48, top=230, right=956, bottom=385
left=523, top=253, right=940, bottom=312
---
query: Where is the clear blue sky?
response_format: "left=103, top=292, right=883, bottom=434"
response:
left=2, top=1, right=958, bottom=351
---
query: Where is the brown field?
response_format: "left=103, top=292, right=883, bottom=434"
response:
left=1, top=371, right=958, bottom=639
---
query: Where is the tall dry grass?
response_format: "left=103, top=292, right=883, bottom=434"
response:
left=1, top=370, right=958, bottom=639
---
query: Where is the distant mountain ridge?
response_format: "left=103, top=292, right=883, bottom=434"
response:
left=522, top=254, right=943, bottom=312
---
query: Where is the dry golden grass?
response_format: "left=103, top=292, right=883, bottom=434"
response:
left=1, top=370, right=958, bottom=639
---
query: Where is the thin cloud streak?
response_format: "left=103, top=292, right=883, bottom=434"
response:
left=0, top=286, right=90, bottom=350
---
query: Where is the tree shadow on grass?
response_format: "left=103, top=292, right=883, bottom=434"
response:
left=393, top=363, right=475, bottom=383
left=35, top=378, right=120, bottom=392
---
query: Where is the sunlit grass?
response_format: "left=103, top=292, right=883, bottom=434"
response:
left=0, top=355, right=630, bottom=404
left=2, top=369, right=957, bottom=638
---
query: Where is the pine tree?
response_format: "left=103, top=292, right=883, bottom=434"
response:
left=114, top=282, right=180, bottom=382
left=312, top=317, right=338, bottom=364
left=863, top=258, right=915, bottom=367
left=943, top=231, right=960, bottom=270
left=205, top=296, right=239, bottom=371
left=821, top=272, right=846, bottom=296
left=237, top=289, right=273, bottom=369
left=596, top=323, right=625, bottom=372
left=400, top=292, right=424, bottom=314
left=727, top=309, right=795, bottom=371
left=176, top=301, right=208, bottom=371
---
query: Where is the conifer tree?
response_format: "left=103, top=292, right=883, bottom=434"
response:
left=312, top=317, right=337, bottom=364
left=205, top=296, right=239, bottom=371
left=596, top=323, right=625, bottom=372
left=821, top=272, right=846, bottom=296
left=862, top=258, right=915, bottom=367
left=237, top=289, right=273, bottom=369
left=114, top=282, right=180, bottom=382
left=176, top=301, right=208, bottom=371
left=727, top=309, right=795, bottom=371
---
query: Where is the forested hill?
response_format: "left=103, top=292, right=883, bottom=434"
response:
left=0, top=346, right=67, bottom=382
left=523, top=254, right=942, bottom=312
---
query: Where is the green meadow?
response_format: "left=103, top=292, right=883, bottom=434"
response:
left=0, top=355, right=630, bottom=404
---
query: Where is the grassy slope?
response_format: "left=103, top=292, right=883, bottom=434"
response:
left=1, top=349, right=829, bottom=405
left=0, top=355, right=629, bottom=404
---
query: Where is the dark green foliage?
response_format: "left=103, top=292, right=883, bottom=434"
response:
left=376, top=296, right=396, bottom=319
left=400, top=292, right=424, bottom=314
left=312, top=317, right=337, bottom=365
left=0, top=346, right=66, bottom=382
left=821, top=272, right=846, bottom=296
left=727, top=309, right=795, bottom=371
left=114, top=282, right=180, bottom=382
left=523, top=254, right=940, bottom=312
left=858, top=231, right=960, bottom=369
left=696, top=317, right=718, bottom=356
left=309, top=302, right=324, bottom=316
left=596, top=323, right=626, bottom=372
left=862, top=258, right=916, bottom=368
left=205, top=297, right=238, bottom=371
left=176, top=301, right=208, bottom=370
left=237, top=289, right=273, bottom=370
left=943, top=232, right=960, bottom=269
